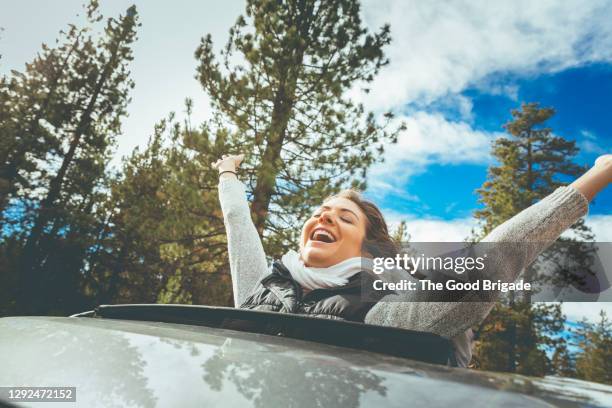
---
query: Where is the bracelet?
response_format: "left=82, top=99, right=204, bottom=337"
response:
left=219, top=170, right=237, bottom=177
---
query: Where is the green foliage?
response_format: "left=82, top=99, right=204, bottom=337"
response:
left=471, top=102, right=593, bottom=377
left=84, top=109, right=233, bottom=307
left=87, top=0, right=403, bottom=307
left=2, top=0, right=401, bottom=314
left=391, top=220, right=410, bottom=243
left=473, top=102, right=590, bottom=238
left=551, top=341, right=575, bottom=377
left=195, top=0, right=404, bottom=259
left=0, top=1, right=139, bottom=315
left=574, top=311, right=612, bottom=385
left=474, top=302, right=567, bottom=376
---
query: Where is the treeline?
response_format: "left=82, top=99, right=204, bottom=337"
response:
left=0, top=0, right=401, bottom=315
left=0, top=0, right=609, bottom=385
left=474, top=303, right=612, bottom=385
left=1, top=2, right=140, bottom=314
left=469, top=103, right=610, bottom=385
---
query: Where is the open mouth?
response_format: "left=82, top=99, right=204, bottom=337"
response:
left=310, top=228, right=337, bottom=244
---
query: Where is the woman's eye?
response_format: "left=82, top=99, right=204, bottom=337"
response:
left=341, top=217, right=353, bottom=224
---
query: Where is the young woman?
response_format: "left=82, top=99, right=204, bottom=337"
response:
left=213, top=153, right=611, bottom=366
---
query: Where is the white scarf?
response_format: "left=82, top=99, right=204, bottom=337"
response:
left=280, top=249, right=374, bottom=290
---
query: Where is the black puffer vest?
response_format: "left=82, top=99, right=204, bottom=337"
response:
left=240, top=260, right=387, bottom=322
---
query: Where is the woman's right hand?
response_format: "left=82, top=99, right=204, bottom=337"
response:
left=212, top=154, right=245, bottom=174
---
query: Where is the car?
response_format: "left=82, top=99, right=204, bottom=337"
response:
left=1, top=304, right=611, bottom=407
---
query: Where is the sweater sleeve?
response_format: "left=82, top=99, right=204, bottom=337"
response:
left=218, top=177, right=270, bottom=307
left=364, top=185, right=589, bottom=339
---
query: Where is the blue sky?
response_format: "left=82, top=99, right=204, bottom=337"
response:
left=1, top=0, right=611, bottom=321
left=374, top=64, right=612, bottom=222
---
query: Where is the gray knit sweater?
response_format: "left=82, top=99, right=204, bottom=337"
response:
left=218, top=177, right=589, bottom=366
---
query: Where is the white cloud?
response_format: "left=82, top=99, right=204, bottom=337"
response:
left=384, top=210, right=477, bottom=242
left=561, top=302, right=612, bottom=323
left=578, top=130, right=609, bottom=155
left=585, top=215, right=612, bottom=241
left=479, top=83, right=520, bottom=102
left=456, top=95, right=475, bottom=122
left=358, top=0, right=612, bottom=206
left=358, top=0, right=612, bottom=111
left=580, top=130, right=598, bottom=141
left=368, top=111, right=502, bottom=196
left=579, top=140, right=606, bottom=155
left=561, top=214, right=612, bottom=241
left=385, top=214, right=612, bottom=245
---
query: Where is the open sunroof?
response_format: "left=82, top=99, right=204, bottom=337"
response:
left=73, top=304, right=456, bottom=366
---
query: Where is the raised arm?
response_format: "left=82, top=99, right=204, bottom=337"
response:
left=366, top=154, right=611, bottom=339
left=213, top=154, right=270, bottom=307
left=480, top=154, right=610, bottom=264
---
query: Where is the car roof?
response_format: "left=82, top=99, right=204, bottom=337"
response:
left=85, top=304, right=456, bottom=365
left=1, top=306, right=611, bottom=407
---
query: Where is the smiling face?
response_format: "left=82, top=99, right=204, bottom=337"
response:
left=299, top=197, right=368, bottom=268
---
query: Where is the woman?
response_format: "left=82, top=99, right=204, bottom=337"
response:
left=213, top=153, right=611, bottom=366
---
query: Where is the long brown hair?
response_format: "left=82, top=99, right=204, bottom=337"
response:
left=326, top=189, right=400, bottom=259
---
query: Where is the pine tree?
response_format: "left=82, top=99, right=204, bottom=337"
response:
left=85, top=107, right=233, bottom=307
left=574, top=311, right=612, bottom=385
left=0, top=1, right=140, bottom=315
left=474, top=102, right=590, bottom=239
left=551, top=342, right=575, bottom=377
left=474, top=302, right=563, bottom=376
left=391, top=220, right=410, bottom=243
left=532, top=302, right=570, bottom=375
left=1, top=2, right=106, bottom=224
left=0, top=26, right=13, bottom=214
left=194, top=0, right=403, bottom=258
left=471, top=102, right=592, bottom=375
left=86, top=0, right=404, bottom=308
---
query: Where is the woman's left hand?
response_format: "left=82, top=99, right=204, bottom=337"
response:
left=570, top=153, right=611, bottom=202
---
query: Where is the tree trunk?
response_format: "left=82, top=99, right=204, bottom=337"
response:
left=250, top=4, right=309, bottom=236
left=250, top=80, right=294, bottom=236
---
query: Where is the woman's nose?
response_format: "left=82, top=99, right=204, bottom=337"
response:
left=318, top=210, right=334, bottom=225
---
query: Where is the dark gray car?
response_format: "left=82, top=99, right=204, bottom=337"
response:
left=1, top=304, right=610, bottom=407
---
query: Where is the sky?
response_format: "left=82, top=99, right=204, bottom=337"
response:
left=1, top=0, right=611, bottom=322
